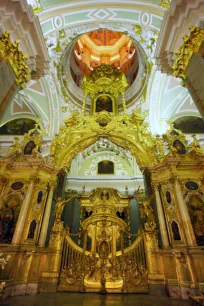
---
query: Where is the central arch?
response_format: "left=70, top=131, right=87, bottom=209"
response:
left=51, top=111, right=158, bottom=171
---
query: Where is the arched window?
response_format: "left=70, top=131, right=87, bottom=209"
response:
left=28, top=220, right=37, bottom=239
left=0, top=118, right=37, bottom=135
left=37, top=191, right=43, bottom=204
left=171, top=221, right=181, bottom=241
left=165, top=191, right=172, bottom=204
left=173, top=116, right=204, bottom=134
left=98, top=160, right=114, bottom=174
left=187, top=195, right=204, bottom=246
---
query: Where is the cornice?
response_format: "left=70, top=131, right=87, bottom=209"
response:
left=40, top=1, right=164, bottom=19
left=0, top=0, right=49, bottom=78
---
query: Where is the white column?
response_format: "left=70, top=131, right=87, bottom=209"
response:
left=12, top=180, right=34, bottom=245
left=38, top=184, right=55, bottom=247
left=154, top=186, right=169, bottom=248
left=174, top=180, right=196, bottom=246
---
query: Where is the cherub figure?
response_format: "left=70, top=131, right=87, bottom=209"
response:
left=6, top=137, right=21, bottom=157
left=190, top=135, right=203, bottom=156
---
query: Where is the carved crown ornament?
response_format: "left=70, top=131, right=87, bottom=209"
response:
left=81, top=64, right=128, bottom=98
left=0, top=31, right=31, bottom=89
left=172, top=26, right=204, bottom=86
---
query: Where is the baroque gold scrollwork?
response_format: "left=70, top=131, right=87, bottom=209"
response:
left=51, top=110, right=159, bottom=170
left=0, top=31, right=30, bottom=88
left=172, top=26, right=204, bottom=85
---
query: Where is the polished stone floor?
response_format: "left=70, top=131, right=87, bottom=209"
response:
left=1, top=292, right=191, bottom=306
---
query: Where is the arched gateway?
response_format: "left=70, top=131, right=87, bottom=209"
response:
left=48, top=65, right=161, bottom=293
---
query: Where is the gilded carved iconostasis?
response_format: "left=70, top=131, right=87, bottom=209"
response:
left=0, top=0, right=204, bottom=303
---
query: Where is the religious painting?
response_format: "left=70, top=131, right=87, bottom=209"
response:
left=173, top=140, right=186, bottom=155
left=165, top=191, right=172, bottom=204
left=95, top=95, right=113, bottom=112
left=98, top=160, right=114, bottom=174
left=37, top=191, right=43, bottom=204
left=174, top=116, right=204, bottom=134
left=99, top=240, right=109, bottom=259
left=24, top=140, right=36, bottom=155
left=0, top=118, right=36, bottom=135
left=188, top=195, right=204, bottom=246
left=11, top=182, right=24, bottom=191
left=170, top=130, right=179, bottom=136
left=171, top=221, right=181, bottom=241
left=27, top=220, right=37, bottom=239
left=0, top=195, right=21, bottom=244
left=185, top=181, right=199, bottom=191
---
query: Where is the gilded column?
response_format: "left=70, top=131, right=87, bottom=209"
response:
left=12, top=179, right=35, bottom=245
left=91, top=223, right=96, bottom=253
left=0, top=176, right=8, bottom=197
left=174, top=180, right=196, bottom=246
left=38, top=183, right=56, bottom=247
left=83, top=230, right=88, bottom=254
left=154, top=184, right=169, bottom=248
left=120, top=231, right=124, bottom=256
left=112, top=225, right=117, bottom=259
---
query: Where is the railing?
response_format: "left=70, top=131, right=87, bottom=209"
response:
left=189, top=296, right=204, bottom=306
left=61, top=236, right=83, bottom=270
left=61, top=233, right=146, bottom=270
left=129, top=238, right=146, bottom=266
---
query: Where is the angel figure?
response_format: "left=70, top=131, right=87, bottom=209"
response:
left=141, top=194, right=156, bottom=231
left=6, top=137, right=21, bottom=157
left=156, top=135, right=165, bottom=158
left=141, top=195, right=155, bottom=222
left=54, top=193, right=79, bottom=220
left=190, top=135, right=203, bottom=156
left=54, top=197, right=68, bottom=220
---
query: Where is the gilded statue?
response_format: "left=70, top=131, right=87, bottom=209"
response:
left=130, top=108, right=145, bottom=124
left=54, top=193, right=79, bottom=221
left=172, top=26, right=204, bottom=85
left=141, top=194, right=156, bottom=232
left=54, top=197, right=68, bottom=220
left=190, top=135, right=203, bottom=156
left=64, top=111, right=79, bottom=127
left=0, top=31, right=30, bottom=88
left=155, top=135, right=165, bottom=159
left=6, top=137, right=21, bottom=157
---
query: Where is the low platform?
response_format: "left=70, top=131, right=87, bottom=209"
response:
left=1, top=292, right=191, bottom=306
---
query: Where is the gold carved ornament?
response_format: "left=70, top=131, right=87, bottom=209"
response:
left=0, top=31, right=31, bottom=89
left=159, top=0, right=171, bottom=9
left=50, top=109, right=159, bottom=171
left=81, top=64, right=128, bottom=115
left=172, top=26, right=204, bottom=86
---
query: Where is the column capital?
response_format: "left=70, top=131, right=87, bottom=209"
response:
left=169, top=176, right=181, bottom=186
left=28, top=176, right=38, bottom=185
left=49, top=182, right=57, bottom=189
left=152, top=182, right=160, bottom=191
left=0, top=176, right=9, bottom=185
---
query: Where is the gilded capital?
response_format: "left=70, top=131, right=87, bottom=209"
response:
left=152, top=182, right=160, bottom=191
left=49, top=182, right=57, bottom=190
